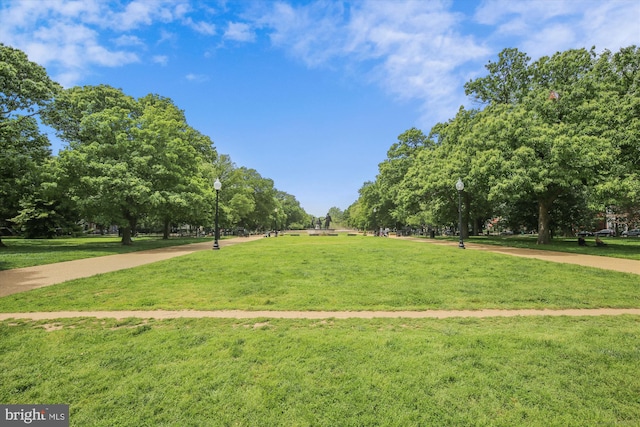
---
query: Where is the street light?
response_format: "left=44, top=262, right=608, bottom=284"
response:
left=213, top=178, right=221, bottom=250
left=456, top=178, right=465, bottom=249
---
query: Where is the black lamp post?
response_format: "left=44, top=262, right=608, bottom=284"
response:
left=456, top=178, right=465, bottom=249
left=213, top=178, right=221, bottom=250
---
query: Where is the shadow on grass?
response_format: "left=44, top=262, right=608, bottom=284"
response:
left=0, top=236, right=203, bottom=270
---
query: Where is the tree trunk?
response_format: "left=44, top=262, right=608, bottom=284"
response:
left=121, top=214, right=136, bottom=246
left=537, top=199, right=552, bottom=244
left=163, top=218, right=170, bottom=240
left=121, top=226, right=133, bottom=245
left=473, top=217, right=483, bottom=236
left=0, top=237, right=6, bottom=248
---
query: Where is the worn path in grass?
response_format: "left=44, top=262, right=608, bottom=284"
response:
left=1, top=234, right=639, bottom=320
left=0, top=235, right=264, bottom=297
left=400, top=237, right=640, bottom=275
left=1, top=308, right=640, bottom=321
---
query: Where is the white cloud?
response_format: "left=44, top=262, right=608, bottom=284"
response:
left=184, top=17, right=216, bottom=35
left=248, top=0, right=639, bottom=127
left=110, top=0, right=187, bottom=31
left=579, top=1, right=640, bottom=53
left=153, top=55, right=169, bottom=66
left=185, top=73, right=209, bottom=82
left=157, top=29, right=178, bottom=45
left=113, top=35, right=146, bottom=47
left=0, top=0, right=201, bottom=86
left=520, top=23, right=578, bottom=59
left=224, top=22, right=255, bottom=42
left=252, top=0, right=489, bottom=124
left=474, top=0, right=640, bottom=59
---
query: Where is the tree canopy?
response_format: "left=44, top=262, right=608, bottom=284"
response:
left=348, top=45, right=640, bottom=244
left=0, top=43, right=60, bottom=246
left=0, top=44, right=317, bottom=245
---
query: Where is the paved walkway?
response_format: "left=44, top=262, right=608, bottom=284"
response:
left=1, top=235, right=639, bottom=321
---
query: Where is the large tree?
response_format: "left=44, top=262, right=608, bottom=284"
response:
left=136, top=94, right=217, bottom=239
left=44, top=86, right=219, bottom=244
left=466, top=48, right=615, bottom=243
left=592, top=46, right=640, bottom=228
left=377, top=128, right=432, bottom=228
left=0, top=44, right=60, bottom=246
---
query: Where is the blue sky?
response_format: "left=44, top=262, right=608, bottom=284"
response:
left=1, top=1, right=639, bottom=216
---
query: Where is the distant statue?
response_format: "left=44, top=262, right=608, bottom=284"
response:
left=324, top=214, right=332, bottom=230
left=316, top=218, right=321, bottom=230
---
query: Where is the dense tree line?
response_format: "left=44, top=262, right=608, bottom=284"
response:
left=0, top=43, right=310, bottom=246
left=346, top=46, right=639, bottom=244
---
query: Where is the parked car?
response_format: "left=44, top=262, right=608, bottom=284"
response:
left=577, top=230, right=594, bottom=237
left=594, top=229, right=615, bottom=237
left=622, top=229, right=640, bottom=237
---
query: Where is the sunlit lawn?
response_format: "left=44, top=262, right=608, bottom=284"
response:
left=1, top=316, right=639, bottom=426
left=0, top=236, right=638, bottom=312
left=1, top=235, right=639, bottom=426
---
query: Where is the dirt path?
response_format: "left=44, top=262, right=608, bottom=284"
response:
left=400, top=237, right=640, bottom=275
left=2, top=308, right=640, bottom=321
left=0, top=235, right=264, bottom=297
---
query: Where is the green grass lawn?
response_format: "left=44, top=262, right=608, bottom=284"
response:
left=1, top=316, right=639, bottom=426
left=1, top=235, right=639, bottom=426
left=0, top=236, right=205, bottom=270
left=0, top=236, right=637, bottom=312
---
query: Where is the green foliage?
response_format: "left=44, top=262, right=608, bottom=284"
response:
left=464, top=47, right=532, bottom=105
left=43, top=86, right=218, bottom=244
left=353, top=45, right=640, bottom=244
left=276, top=191, right=308, bottom=229
left=0, top=44, right=60, bottom=245
left=11, top=198, right=63, bottom=239
left=0, top=43, right=61, bottom=119
left=1, top=45, right=313, bottom=244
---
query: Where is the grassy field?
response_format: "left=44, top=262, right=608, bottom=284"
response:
left=2, top=316, right=639, bottom=426
left=0, top=236, right=205, bottom=271
left=1, top=236, right=639, bottom=426
left=0, top=236, right=638, bottom=312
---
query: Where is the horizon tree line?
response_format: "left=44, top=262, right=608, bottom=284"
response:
left=0, top=43, right=311, bottom=246
left=345, top=45, right=639, bottom=244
